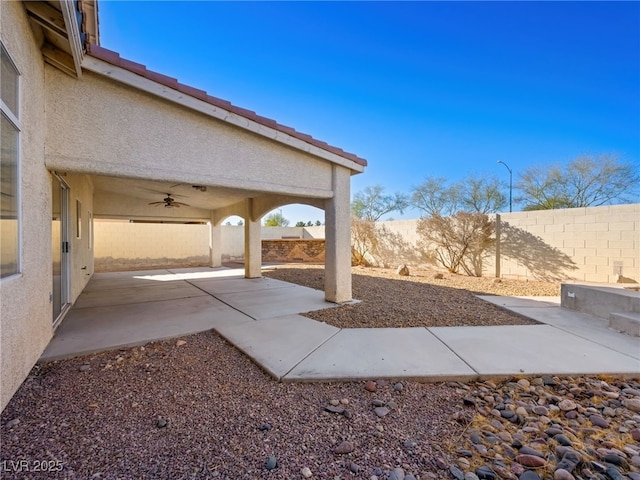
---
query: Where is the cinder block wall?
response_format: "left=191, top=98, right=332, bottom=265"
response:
left=94, top=223, right=327, bottom=270
left=94, top=222, right=210, bottom=271
left=488, top=204, right=639, bottom=282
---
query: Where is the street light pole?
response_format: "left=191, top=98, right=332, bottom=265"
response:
left=497, top=161, right=512, bottom=213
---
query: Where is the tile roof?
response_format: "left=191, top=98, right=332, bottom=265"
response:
left=86, top=44, right=368, bottom=167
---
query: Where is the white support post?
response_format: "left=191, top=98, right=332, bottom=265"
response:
left=209, top=213, right=222, bottom=268
left=324, top=165, right=352, bottom=303
left=244, top=199, right=262, bottom=278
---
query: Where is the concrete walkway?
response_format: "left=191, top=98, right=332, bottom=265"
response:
left=41, top=267, right=640, bottom=381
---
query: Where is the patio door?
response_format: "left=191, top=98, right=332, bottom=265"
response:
left=52, top=173, right=70, bottom=324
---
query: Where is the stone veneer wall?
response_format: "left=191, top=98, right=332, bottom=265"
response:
left=262, top=239, right=325, bottom=263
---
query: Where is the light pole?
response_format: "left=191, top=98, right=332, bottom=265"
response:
left=497, top=160, right=512, bottom=213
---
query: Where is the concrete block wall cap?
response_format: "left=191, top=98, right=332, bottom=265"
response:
left=85, top=44, right=368, bottom=167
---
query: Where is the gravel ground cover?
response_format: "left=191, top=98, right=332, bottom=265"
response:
left=263, top=265, right=559, bottom=328
left=3, top=265, right=636, bottom=480
left=2, top=333, right=638, bottom=480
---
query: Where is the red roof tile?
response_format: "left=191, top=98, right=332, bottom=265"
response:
left=86, top=44, right=367, bottom=167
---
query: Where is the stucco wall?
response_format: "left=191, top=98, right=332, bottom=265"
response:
left=44, top=69, right=335, bottom=198
left=1, top=2, right=51, bottom=411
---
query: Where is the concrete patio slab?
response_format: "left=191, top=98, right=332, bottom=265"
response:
left=81, top=269, right=182, bottom=292
left=480, top=295, right=640, bottom=359
left=214, top=314, right=339, bottom=379
left=216, top=284, right=338, bottom=320
left=430, top=325, right=640, bottom=377
left=73, top=282, right=208, bottom=309
left=284, top=328, right=476, bottom=381
left=42, top=295, right=251, bottom=361
left=189, top=276, right=294, bottom=296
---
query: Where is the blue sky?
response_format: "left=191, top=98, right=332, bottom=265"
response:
left=98, top=1, right=639, bottom=223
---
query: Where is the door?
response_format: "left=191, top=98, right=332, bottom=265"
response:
left=52, top=174, right=70, bottom=324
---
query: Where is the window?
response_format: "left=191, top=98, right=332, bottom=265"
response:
left=1, top=44, right=20, bottom=279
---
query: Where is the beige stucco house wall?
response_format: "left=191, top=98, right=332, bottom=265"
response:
left=1, top=0, right=366, bottom=412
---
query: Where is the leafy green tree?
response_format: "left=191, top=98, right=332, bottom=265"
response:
left=351, top=185, right=409, bottom=221
left=264, top=211, right=290, bottom=227
left=295, top=221, right=307, bottom=227
left=237, top=219, right=244, bottom=226
left=460, top=175, right=507, bottom=214
left=315, top=220, right=322, bottom=226
left=516, top=154, right=640, bottom=210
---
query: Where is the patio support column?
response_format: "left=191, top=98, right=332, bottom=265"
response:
left=324, top=165, right=352, bottom=303
left=244, top=199, right=262, bottom=278
left=209, top=215, right=222, bottom=268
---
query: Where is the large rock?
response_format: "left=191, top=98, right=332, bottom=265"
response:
left=396, top=264, right=410, bottom=276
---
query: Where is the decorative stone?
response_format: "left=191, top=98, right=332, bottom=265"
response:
left=156, top=418, right=168, bottom=428
left=393, top=382, right=404, bottom=392
left=519, top=446, right=544, bottom=458
left=396, top=264, right=410, bottom=276
left=79, top=364, right=91, bottom=372
left=175, top=339, right=187, bottom=346
left=519, top=471, right=541, bottom=480
left=389, top=467, right=405, bottom=480
left=558, top=399, right=577, bottom=411
left=372, top=399, right=386, bottom=407
left=374, top=406, right=390, bottom=418
left=532, top=406, right=548, bottom=416
left=589, top=414, right=609, bottom=428
left=434, top=272, right=444, bottom=279
left=516, top=454, right=546, bottom=468
left=324, top=405, right=345, bottom=414
left=554, top=469, right=575, bottom=480
left=475, top=465, right=497, bottom=480
left=265, top=456, right=277, bottom=470
left=623, top=398, right=640, bottom=412
left=348, top=462, right=360, bottom=473
left=334, top=441, right=354, bottom=454
left=364, top=381, right=377, bottom=392
left=450, top=465, right=465, bottom=480
left=301, top=466, right=312, bottom=478
left=554, top=434, right=573, bottom=446
left=464, top=473, right=480, bottom=480
left=556, top=450, right=581, bottom=472
left=4, top=418, right=20, bottom=429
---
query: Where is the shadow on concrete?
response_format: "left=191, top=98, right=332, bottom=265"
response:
left=499, top=222, right=578, bottom=281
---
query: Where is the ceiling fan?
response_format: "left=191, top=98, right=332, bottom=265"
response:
left=148, top=194, right=190, bottom=208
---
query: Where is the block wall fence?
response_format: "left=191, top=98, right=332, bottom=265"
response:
left=93, top=204, right=639, bottom=283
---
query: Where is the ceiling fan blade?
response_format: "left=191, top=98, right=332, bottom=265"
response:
left=174, top=202, right=191, bottom=207
left=148, top=201, right=165, bottom=205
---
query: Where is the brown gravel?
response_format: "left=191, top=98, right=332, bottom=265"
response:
left=1, top=332, right=464, bottom=479
left=264, top=264, right=559, bottom=328
left=4, top=266, right=634, bottom=480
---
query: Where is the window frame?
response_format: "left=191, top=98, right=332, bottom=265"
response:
left=0, top=42, right=22, bottom=280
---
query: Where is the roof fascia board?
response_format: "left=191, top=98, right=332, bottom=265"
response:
left=60, top=0, right=84, bottom=77
left=81, top=56, right=365, bottom=174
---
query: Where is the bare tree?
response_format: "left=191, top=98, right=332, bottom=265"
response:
left=351, top=185, right=409, bottom=221
left=459, top=175, right=507, bottom=214
left=411, top=176, right=460, bottom=217
left=412, top=174, right=506, bottom=215
left=516, top=154, right=640, bottom=210
left=417, top=212, right=494, bottom=276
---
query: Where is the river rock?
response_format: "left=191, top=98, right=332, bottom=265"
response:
left=334, top=441, right=354, bottom=454
left=516, top=454, right=546, bottom=468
